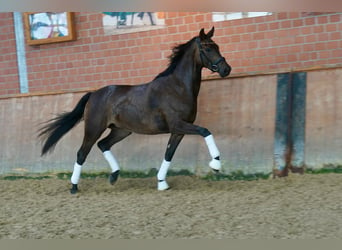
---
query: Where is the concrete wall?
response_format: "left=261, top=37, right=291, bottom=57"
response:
left=305, top=68, right=342, bottom=168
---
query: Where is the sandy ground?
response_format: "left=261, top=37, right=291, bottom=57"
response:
left=0, top=173, right=341, bottom=239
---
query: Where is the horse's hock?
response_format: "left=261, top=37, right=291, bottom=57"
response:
left=0, top=68, right=341, bottom=175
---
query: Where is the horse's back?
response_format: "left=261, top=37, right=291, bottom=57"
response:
left=86, top=83, right=157, bottom=132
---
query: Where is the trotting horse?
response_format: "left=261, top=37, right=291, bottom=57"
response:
left=39, top=27, right=231, bottom=194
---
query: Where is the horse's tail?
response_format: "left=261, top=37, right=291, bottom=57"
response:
left=38, top=92, right=92, bottom=156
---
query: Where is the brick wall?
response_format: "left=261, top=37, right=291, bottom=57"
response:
left=0, top=12, right=341, bottom=97
left=0, top=12, right=19, bottom=96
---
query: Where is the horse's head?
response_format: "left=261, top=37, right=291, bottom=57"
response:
left=197, top=27, right=231, bottom=78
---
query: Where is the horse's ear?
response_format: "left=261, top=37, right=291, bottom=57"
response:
left=207, top=26, right=215, bottom=38
left=199, top=28, right=206, bottom=40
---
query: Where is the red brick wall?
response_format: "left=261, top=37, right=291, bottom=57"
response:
left=0, top=12, right=341, bottom=97
left=0, top=12, right=19, bottom=96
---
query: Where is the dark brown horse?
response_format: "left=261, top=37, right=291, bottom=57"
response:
left=39, top=27, right=231, bottom=194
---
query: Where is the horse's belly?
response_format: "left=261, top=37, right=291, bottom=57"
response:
left=114, top=112, right=169, bottom=135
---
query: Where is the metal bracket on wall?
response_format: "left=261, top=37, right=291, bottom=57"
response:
left=274, top=72, right=307, bottom=177
left=13, top=12, right=29, bottom=94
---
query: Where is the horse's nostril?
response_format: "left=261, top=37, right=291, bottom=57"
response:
left=224, top=67, right=231, bottom=76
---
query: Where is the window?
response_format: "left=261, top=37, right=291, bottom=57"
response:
left=102, top=12, right=165, bottom=35
left=212, top=12, right=272, bottom=22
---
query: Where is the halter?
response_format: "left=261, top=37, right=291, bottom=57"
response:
left=196, top=38, right=225, bottom=72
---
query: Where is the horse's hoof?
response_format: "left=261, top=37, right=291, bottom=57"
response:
left=209, top=158, right=221, bottom=171
left=70, top=184, right=78, bottom=194
left=158, top=180, right=170, bottom=191
left=109, top=170, right=120, bottom=185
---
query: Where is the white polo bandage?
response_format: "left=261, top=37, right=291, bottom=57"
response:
left=157, top=159, right=171, bottom=181
left=103, top=150, right=120, bottom=172
left=71, top=162, right=82, bottom=184
left=158, top=180, right=170, bottom=191
left=204, top=134, right=220, bottom=158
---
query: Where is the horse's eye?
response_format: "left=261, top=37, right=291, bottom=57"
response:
left=205, top=47, right=211, bottom=52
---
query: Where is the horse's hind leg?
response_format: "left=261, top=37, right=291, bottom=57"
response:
left=97, top=127, right=131, bottom=185
left=70, top=126, right=105, bottom=194
left=157, top=133, right=184, bottom=190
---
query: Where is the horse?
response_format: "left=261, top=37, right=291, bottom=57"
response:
left=38, top=27, right=231, bottom=194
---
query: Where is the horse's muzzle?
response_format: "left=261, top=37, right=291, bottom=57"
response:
left=218, top=60, right=231, bottom=78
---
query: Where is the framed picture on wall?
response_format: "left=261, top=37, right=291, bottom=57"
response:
left=23, top=12, right=76, bottom=45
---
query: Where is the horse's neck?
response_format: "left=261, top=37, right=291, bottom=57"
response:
left=173, top=47, right=202, bottom=98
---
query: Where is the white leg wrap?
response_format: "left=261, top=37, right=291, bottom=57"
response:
left=209, top=158, right=221, bottom=171
left=157, top=159, right=171, bottom=191
left=157, top=159, right=171, bottom=181
left=158, top=180, right=170, bottom=191
left=71, top=162, right=82, bottom=185
left=205, top=134, right=220, bottom=158
left=103, top=150, right=120, bottom=172
left=204, top=134, right=221, bottom=171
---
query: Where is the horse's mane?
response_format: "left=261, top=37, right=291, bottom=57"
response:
left=154, top=37, right=197, bottom=79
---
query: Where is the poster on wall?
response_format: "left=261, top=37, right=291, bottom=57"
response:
left=102, top=12, right=165, bottom=35
left=23, top=12, right=76, bottom=45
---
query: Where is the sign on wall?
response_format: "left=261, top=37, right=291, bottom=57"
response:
left=102, top=12, right=165, bottom=35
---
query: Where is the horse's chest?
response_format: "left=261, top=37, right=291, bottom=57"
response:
left=169, top=99, right=197, bottom=121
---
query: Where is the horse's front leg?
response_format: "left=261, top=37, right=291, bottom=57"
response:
left=157, top=133, right=184, bottom=190
left=204, top=134, right=221, bottom=171
left=170, top=121, right=221, bottom=172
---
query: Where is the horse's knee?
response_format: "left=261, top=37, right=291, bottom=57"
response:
left=97, top=140, right=108, bottom=152
left=198, top=127, right=211, bottom=137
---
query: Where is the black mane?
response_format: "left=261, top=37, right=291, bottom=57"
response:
left=154, top=37, right=197, bottom=79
